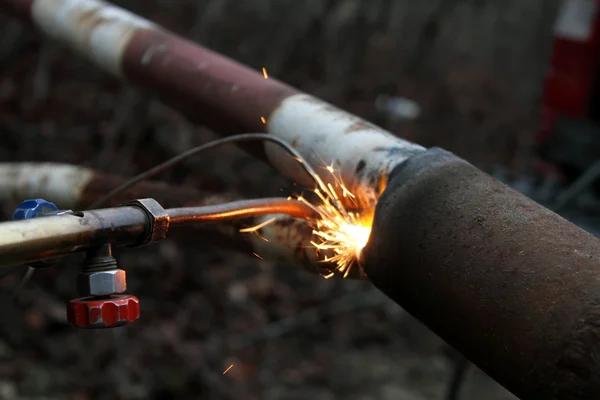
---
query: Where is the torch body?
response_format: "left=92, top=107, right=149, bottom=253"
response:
left=362, top=148, right=600, bottom=400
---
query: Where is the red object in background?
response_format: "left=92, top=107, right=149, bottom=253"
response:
left=538, top=0, right=600, bottom=144
left=67, top=295, right=140, bottom=328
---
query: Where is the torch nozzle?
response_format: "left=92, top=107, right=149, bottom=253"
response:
left=166, top=198, right=318, bottom=226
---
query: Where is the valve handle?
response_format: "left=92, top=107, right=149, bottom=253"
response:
left=67, top=294, right=140, bottom=329
left=12, top=198, right=63, bottom=269
left=12, top=199, right=142, bottom=329
left=12, top=198, right=59, bottom=220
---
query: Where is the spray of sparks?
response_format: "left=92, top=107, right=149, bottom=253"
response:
left=243, top=158, right=372, bottom=279
left=297, top=162, right=372, bottom=278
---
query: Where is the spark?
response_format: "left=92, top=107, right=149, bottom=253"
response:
left=305, top=183, right=372, bottom=278
left=253, top=252, right=264, bottom=260
left=262, top=67, right=269, bottom=79
left=261, top=116, right=267, bottom=124
left=255, top=231, right=269, bottom=242
left=239, top=156, right=372, bottom=278
left=294, top=163, right=372, bottom=278
left=223, top=364, right=233, bottom=374
left=240, top=217, right=277, bottom=233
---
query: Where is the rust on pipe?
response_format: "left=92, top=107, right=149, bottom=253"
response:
left=122, top=29, right=300, bottom=134
left=3, top=0, right=425, bottom=211
left=0, top=162, right=219, bottom=209
left=0, top=0, right=373, bottom=280
left=78, top=171, right=226, bottom=208
left=361, top=148, right=600, bottom=400
left=9, top=1, right=600, bottom=397
left=121, top=28, right=425, bottom=209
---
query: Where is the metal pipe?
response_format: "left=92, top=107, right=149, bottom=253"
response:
left=0, top=160, right=339, bottom=275
left=0, top=162, right=220, bottom=209
left=167, top=198, right=316, bottom=226
left=166, top=199, right=335, bottom=276
left=0, top=198, right=325, bottom=276
left=0, top=0, right=425, bottom=211
left=8, top=1, right=600, bottom=396
left=0, top=0, right=419, bottom=280
left=361, top=148, right=600, bottom=400
left=0, top=206, right=149, bottom=268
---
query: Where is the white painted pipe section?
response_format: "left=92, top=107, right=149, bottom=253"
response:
left=0, top=163, right=94, bottom=208
left=265, top=94, right=425, bottom=210
left=31, top=0, right=155, bottom=76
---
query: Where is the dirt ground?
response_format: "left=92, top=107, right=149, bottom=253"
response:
left=0, top=1, right=556, bottom=399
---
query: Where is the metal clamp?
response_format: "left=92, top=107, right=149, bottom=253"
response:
left=123, top=198, right=170, bottom=246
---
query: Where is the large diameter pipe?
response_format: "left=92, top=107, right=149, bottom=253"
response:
left=361, top=148, right=600, bottom=400
left=0, top=0, right=425, bottom=210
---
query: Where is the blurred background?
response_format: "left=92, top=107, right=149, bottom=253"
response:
left=2, top=0, right=600, bottom=399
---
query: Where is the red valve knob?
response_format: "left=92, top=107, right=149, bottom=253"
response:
left=67, top=294, right=140, bottom=328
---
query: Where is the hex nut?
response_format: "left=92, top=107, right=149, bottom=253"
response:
left=124, top=198, right=169, bottom=246
left=77, top=269, right=126, bottom=297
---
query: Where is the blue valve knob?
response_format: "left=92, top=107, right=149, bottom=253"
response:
left=13, top=198, right=59, bottom=220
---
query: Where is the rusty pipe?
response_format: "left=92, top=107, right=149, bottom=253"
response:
left=0, top=162, right=225, bottom=209
left=361, top=148, right=600, bottom=400
left=0, top=0, right=423, bottom=278
left=0, top=0, right=425, bottom=211
left=7, top=1, right=600, bottom=396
